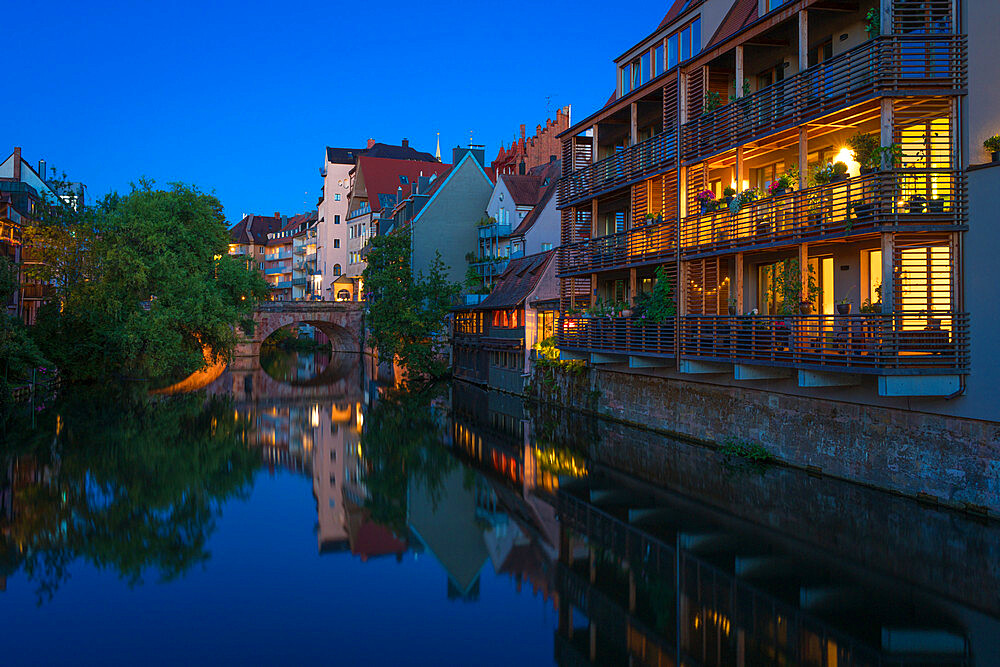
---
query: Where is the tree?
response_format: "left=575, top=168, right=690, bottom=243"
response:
left=25, top=181, right=269, bottom=384
left=363, top=227, right=460, bottom=379
left=0, top=257, right=49, bottom=413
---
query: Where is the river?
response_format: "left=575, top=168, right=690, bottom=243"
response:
left=0, top=349, right=997, bottom=665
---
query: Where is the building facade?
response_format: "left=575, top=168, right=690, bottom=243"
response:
left=317, top=147, right=359, bottom=300
left=555, top=0, right=998, bottom=423
left=493, top=106, right=572, bottom=175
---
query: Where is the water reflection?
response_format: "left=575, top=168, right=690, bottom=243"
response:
left=1, top=348, right=998, bottom=665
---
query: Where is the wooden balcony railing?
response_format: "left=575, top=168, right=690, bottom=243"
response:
left=680, top=171, right=964, bottom=259
left=558, top=130, right=676, bottom=208
left=681, top=35, right=965, bottom=163
left=680, top=312, right=969, bottom=375
left=557, top=218, right=677, bottom=276
left=558, top=317, right=676, bottom=357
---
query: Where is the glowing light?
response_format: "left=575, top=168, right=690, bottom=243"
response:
left=835, top=147, right=860, bottom=177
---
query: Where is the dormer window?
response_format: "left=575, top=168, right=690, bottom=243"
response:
left=399, top=175, right=408, bottom=184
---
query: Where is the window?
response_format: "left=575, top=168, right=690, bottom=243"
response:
left=334, top=239, right=340, bottom=248
left=621, top=63, right=632, bottom=96
left=334, top=215, right=340, bottom=224
left=333, top=263, right=342, bottom=276
left=399, top=175, right=408, bottom=184
left=654, top=43, right=665, bottom=76
left=334, top=194, right=341, bottom=201
left=667, top=34, right=678, bottom=69
left=541, top=242, right=553, bottom=251
left=640, top=51, right=651, bottom=86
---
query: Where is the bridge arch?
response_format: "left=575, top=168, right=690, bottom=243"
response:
left=238, top=302, right=365, bottom=359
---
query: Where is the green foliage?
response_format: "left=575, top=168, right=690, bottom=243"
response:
left=0, top=257, right=49, bottom=409
left=984, top=135, right=1000, bottom=154
left=0, top=388, right=259, bottom=600
left=703, top=91, right=721, bottom=115
left=464, top=263, right=489, bottom=295
left=363, top=227, right=460, bottom=379
left=358, top=382, right=455, bottom=536
left=25, top=181, right=268, bottom=384
left=642, top=266, right=676, bottom=324
left=847, top=131, right=881, bottom=170
left=865, top=8, right=880, bottom=37
left=763, top=258, right=820, bottom=315
left=720, top=437, right=775, bottom=463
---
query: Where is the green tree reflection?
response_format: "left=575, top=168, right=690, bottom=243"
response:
left=359, top=382, right=455, bottom=536
left=0, top=389, right=259, bottom=602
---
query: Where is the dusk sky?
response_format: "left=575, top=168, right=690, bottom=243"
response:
left=7, top=0, right=669, bottom=223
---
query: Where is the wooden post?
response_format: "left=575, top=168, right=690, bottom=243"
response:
left=630, top=268, right=638, bottom=305
left=798, top=127, right=808, bottom=190
left=881, top=233, right=894, bottom=313
left=881, top=0, right=891, bottom=36
left=798, top=10, right=808, bottom=73
left=591, top=273, right=598, bottom=304
left=592, top=123, right=600, bottom=163
left=736, top=252, right=745, bottom=314
left=679, top=71, right=688, bottom=124
left=736, top=146, right=745, bottom=190
left=591, top=198, right=599, bottom=239
left=880, top=98, right=893, bottom=168
left=735, top=45, right=744, bottom=98
left=630, top=102, right=638, bottom=146
left=799, top=243, right=809, bottom=301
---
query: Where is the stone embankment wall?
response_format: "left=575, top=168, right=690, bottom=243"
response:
left=530, top=364, right=1000, bottom=515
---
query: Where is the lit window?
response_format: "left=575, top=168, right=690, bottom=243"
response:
left=334, top=194, right=341, bottom=201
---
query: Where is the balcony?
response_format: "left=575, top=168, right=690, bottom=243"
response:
left=266, top=250, right=292, bottom=261
left=679, top=312, right=969, bottom=376
left=264, top=265, right=290, bottom=276
left=680, top=171, right=964, bottom=259
left=472, top=258, right=509, bottom=277
left=478, top=222, right=512, bottom=239
left=682, top=35, right=965, bottom=163
left=558, top=130, right=676, bottom=208
left=558, top=218, right=677, bottom=277
left=272, top=280, right=292, bottom=290
left=558, top=317, right=676, bottom=358
left=291, top=277, right=307, bottom=287
left=293, top=245, right=307, bottom=255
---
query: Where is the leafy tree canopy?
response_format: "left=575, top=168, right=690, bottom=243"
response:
left=25, top=180, right=269, bottom=384
left=362, top=227, right=459, bottom=379
left=0, top=257, right=49, bottom=413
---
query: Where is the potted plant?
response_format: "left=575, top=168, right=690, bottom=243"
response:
left=850, top=199, right=875, bottom=222
left=812, top=162, right=834, bottom=186
left=728, top=297, right=738, bottom=316
left=907, top=195, right=927, bottom=214
left=768, top=174, right=793, bottom=197
left=729, top=187, right=760, bottom=214
left=723, top=186, right=737, bottom=209
left=865, top=8, right=880, bottom=39
left=831, top=161, right=849, bottom=183
left=836, top=297, right=852, bottom=315
left=703, top=91, right=721, bottom=115
left=848, top=132, right=880, bottom=174
left=984, top=135, right=1000, bottom=163
left=696, top=189, right=716, bottom=214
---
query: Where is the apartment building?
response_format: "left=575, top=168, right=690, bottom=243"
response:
left=228, top=212, right=284, bottom=276
left=555, top=0, right=999, bottom=423
left=317, top=147, right=360, bottom=300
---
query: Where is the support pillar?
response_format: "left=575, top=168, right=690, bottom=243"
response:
left=881, top=233, right=894, bottom=313
left=592, top=123, right=600, bottom=163
left=736, top=252, right=744, bottom=314
left=798, top=10, right=808, bottom=74
left=630, top=268, right=638, bottom=305
left=798, top=127, right=808, bottom=190
left=735, top=45, right=744, bottom=98
left=736, top=146, right=745, bottom=191
left=880, top=98, right=894, bottom=168
left=630, top=102, right=638, bottom=146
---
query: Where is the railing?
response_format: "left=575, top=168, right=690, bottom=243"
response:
left=558, top=217, right=677, bottom=277
left=558, top=130, right=676, bottom=208
left=272, top=280, right=292, bottom=289
left=558, top=317, right=676, bottom=357
left=680, top=312, right=969, bottom=374
left=478, top=222, right=512, bottom=239
left=293, top=245, right=307, bottom=255
left=681, top=35, right=965, bottom=163
left=266, top=250, right=292, bottom=261
left=473, top=258, right=509, bottom=277
left=680, top=171, right=964, bottom=258
left=291, top=278, right=307, bottom=287
left=264, top=265, right=290, bottom=275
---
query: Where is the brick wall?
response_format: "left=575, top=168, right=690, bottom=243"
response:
left=494, top=106, right=571, bottom=174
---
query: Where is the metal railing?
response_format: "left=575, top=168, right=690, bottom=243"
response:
left=558, top=217, right=677, bottom=277
left=681, top=35, right=965, bottom=163
left=679, top=312, right=969, bottom=374
left=478, top=222, right=512, bottom=239
left=680, top=171, right=964, bottom=258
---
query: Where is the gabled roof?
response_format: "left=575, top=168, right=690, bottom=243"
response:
left=658, top=0, right=700, bottom=30
left=410, top=152, right=493, bottom=226
left=510, top=179, right=556, bottom=238
left=500, top=174, right=545, bottom=207
left=326, top=146, right=365, bottom=164
left=477, top=250, right=554, bottom=310
left=356, top=157, right=451, bottom=213
left=706, top=0, right=758, bottom=50
left=279, top=210, right=318, bottom=234
left=229, top=214, right=283, bottom=245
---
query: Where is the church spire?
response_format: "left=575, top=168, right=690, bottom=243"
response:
left=435, top=132, right=441, bottom=162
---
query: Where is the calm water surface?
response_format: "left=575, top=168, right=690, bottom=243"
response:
left=1, top=351, right=998, bottom=666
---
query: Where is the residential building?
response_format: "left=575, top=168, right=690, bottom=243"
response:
left=492, top=106, right=572, bottom=175
left=343, top=140, right=445, bottom=297
left=554, top=0, right=998, bottom=423
left=475, top=159, right=561, bottom=290
left=262, top=212, right=316, bottom=301
left=228, top=212, right=284, bottom=276
left=454, top=250, right=558, bottom=394
left=317, top=147, right=362, bottom=300
left=0, top=147, right=70, bottom=324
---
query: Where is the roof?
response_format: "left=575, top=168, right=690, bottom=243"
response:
left=361, top=142, right=437, bottom=162
left=229, top=214, right=282, bottom=245
left=500, top=174, right=546, bottom=207
left=279, top=210, right=318, bottom=234
left=706, top=0, right=758, bottom=49
left=658, top=0, right=699, bottom=30
left=510, top=178, right=556, bottom=238
left=356, top=157, right=451, bottom=213
left=326, top=146, right=364, bottom=164
left=477, top=250, right=555, bottom=310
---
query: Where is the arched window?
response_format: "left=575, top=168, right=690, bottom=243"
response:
left=333, top=264, right=342, bottom=276
left=337, top=289, right=350, bottom=301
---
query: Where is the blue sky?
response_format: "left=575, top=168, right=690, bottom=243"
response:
left=7, top=0, right=667, bottom=223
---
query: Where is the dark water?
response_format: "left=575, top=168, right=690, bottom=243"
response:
left=1, top=351, right=998, bottom=666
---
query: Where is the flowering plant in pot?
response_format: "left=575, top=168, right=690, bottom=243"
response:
left=984, top=135, right=1000, bottom=163
left=836, top=297, right=852, bottom=315
left=729, top=188, right=760, bottom=214
left=695, top=189, right=716, bottom=214
left=767, top=174, right=794, bottom=197
left=722, top=186, right=737, bottom=208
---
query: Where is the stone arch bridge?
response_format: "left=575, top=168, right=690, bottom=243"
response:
left=237, top=301, right=365, bottom=358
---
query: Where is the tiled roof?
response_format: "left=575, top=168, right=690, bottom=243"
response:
left=361, top=142, right=437, bottom=162
left=326, top=146, right=364, bottom=164
left=658, top=0, right=700, bottom=30
left=229, top=214, right=283, bottom=245
left=706, top=0, right=758, bottom=50
left=511, top=178, right=556, bottom=238
left=477, top=250, right=554, bottom=310
left=501, top=174, right=545, bottom=207
left=356, top=157, right=451, bottom=213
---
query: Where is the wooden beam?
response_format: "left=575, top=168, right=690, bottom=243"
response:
left=735, top=45, right=744, bottom=98
left=629, top=268, right=638, bottom=305
left=736, top=252, right=744, bottom=314
left=630, top=102, right=638, bottom=145
left=881, top=233, right=894, bottom=312
left=880, top=98, right=893, bottom=167
left=592, top=123, right=599, bottom=163
left=798, top=126, right=808, bottom=190
left=745, top=38, right=790, bottom=47
left=798, top=10, right=808, bottom=74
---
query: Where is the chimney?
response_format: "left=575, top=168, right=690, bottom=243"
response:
left=12, top=147, right=21, bottom=181
left=367, top=138, right=376, bottom=149
left=520, top=124, right=526, bottom=142
left=38, top=159, right=47, bottom=180
left=274, top=211, right=281, bottom=221
left=401, top=138, right=409, bottom=149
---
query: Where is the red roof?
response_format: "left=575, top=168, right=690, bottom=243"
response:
left=658, top=0, right=700, bottom=30
left=477, top=250, right=555, bottom=310
left=706, top=0, right=758, bottom=50
left=356, top=157, right=451, bottom=213
left=229, top=214, right=282, bottom=245
left=511, top=179, right=556, bottom=238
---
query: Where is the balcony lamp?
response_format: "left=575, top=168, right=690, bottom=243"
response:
left=835, top=148, right=860, bottom=177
